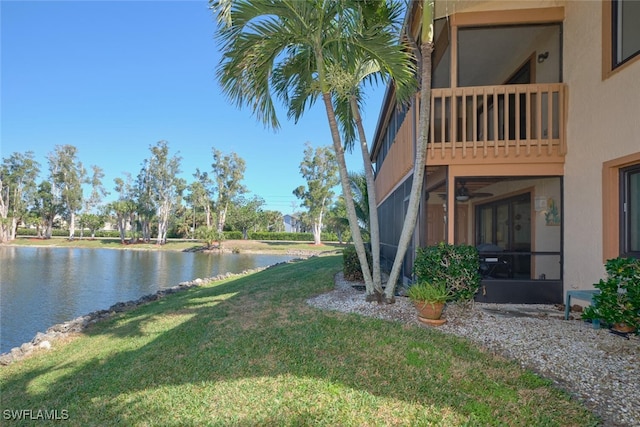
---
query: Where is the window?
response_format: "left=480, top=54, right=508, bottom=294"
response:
left=612, top=0, right=640, bottom=68
left=620, top=165, right=640, bottom=258
left=603, top=0, right=640, bottom=77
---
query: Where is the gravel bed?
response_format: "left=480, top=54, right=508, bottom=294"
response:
left=307, top=273, right=640, bottom=427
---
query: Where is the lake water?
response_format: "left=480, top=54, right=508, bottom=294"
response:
left=0, top=246, right=295, bottom=353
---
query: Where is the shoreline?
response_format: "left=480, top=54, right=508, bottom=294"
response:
left=1, top=238, right=345, bottom=256
left=0, top=255, right=314, bottom=365
left=1, top=241, right=343, bottom=363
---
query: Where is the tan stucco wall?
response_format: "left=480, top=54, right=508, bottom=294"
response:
left=563, top=1, right=640, bottom=290
left=434, top=0, right=564, bottom=19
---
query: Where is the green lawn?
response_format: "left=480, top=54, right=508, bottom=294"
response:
left=0, top=256, right=598, bottom=426
left=6, top=236, right=345, bottom=254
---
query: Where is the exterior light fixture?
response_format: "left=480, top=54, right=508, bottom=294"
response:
left=537, top=51, right=549, bottom=63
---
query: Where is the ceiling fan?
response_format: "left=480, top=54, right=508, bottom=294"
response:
left=438, top=180, right=494, bottom=202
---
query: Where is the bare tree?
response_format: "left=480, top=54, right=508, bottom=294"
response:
left=140, top=141, right=185, bottom=245
left=47, top=145, right=87, bottom=240
left=0, top=151, right=40, bottom=242
left=293, top=143, right=339, bottom=245
left=211, top=148, right=246, bottom=233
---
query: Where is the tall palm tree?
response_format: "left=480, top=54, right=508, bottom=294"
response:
left=330, top=2, right=417, bottom=300
left=383, top=0, right=435, bottom=302
left=212, top=0, right=415, bottom=300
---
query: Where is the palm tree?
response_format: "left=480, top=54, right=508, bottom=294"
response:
left=212, top=0, right=415, bottom=301
left=383, top=0, right=435, bottom=302
left=330, top=2, right=417, bottom=301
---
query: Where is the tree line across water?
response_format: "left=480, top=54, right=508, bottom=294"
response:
left=0, top=141, right=355, bottom=245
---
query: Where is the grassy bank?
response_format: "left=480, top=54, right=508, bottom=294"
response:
left=0, top=256, right=597, bottom=426
left=3, top=237, right=345, bottom=254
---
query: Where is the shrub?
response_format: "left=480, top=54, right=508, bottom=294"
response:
left=247, top=232, right=339, bottom=242
left=342, top=245, right=372, bottom=282
left=223, top=231, right=243, bottom=240
left=413, top=243, right=481, bottom=303
left=248, top=232, right=313, bottom=241
left=582, top=257, right=640, bottom=331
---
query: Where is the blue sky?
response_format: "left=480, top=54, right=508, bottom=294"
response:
left=1, top=0, right=385, bottom=214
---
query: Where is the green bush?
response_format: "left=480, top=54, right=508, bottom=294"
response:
left=247, top=232, right=338, bottom=242
left=248, top=232, right=312, bottom=241
left=91, top=230, right=121, bottom=238
left=16, top=228, right=37, bottom=236
left=17, top=228, right=121, bottom=238
left=413, top=243, right=481, bottom=303
left=17, top=228, right=68, bottom=237
left=223, top=231, right=243, bottom=240
left=582, top=257, right=640, bottom=331
left=342, top=245, right=372, bottom=282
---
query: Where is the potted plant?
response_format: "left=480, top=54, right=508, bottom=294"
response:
left=413, top=243, right=480, bottom=304
left=582, top=257, right=640, bottom=334
left=407, top=280, right=451, bottom=325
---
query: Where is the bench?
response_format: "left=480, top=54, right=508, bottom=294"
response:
left=564, top=290, right=601, bottom=328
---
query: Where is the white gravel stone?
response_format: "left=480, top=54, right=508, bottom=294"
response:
left=308, top=273, right=640, bottom=427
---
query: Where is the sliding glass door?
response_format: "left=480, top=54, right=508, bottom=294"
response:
left=476, top=193, right=531, bottom=279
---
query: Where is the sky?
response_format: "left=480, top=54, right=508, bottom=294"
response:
left=1, top=0, right=386, bottom=214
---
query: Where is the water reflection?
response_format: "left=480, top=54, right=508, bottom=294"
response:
left=0, top=247, right=294, bottom=353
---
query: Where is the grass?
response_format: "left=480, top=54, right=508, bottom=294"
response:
left=0, top=255, right=599, bottom=426
left=6, top=236, right=345, bottom=254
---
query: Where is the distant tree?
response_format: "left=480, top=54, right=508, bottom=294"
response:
left=227, top=195, right=264, bottom=239
left=296, top=211, right=313, bottom=234
left=0, top=151, right=40, bottom=242
left=135, top=166, right=155, bottom=243
left=211, top=148, right=246, bottom=233
left=173, top=218, right=192, bottom=239
left=85, top=165, right=109, bottom=213
left=107, top=200, right=135, bottom=243
left=196, top=226, right=224, bottom=249
left=325, top=196, right=350, bottom=245
left=32, top=181, right=58, bottom=238
left=259, top=210, right=284, bottom=232
left=78, top=213, right=105, bottom=239
left=23, top=211, right=42, bottom=234
left=111, top=172, right=138, bottom=243
left=74, top=166, right=109, bottom=238
left=170, top=203, right=191, bottom=239
left=47, top=144, right=87, bottom=239
left=141, top=141, right=185, bottom=245
left=293, top=144, right=339, bottom=245
left=187, top=169, right=214, bottom=229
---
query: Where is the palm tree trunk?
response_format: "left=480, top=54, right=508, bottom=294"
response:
left=384, top=2, right=434, bottom=303
left=321, top=92, right=378, bottom=300
left=350, top=96, right=383, bottom=296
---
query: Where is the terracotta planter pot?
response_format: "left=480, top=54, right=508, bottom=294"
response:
left=612, top=323, right=636, bottom=333
left=413, top=301, right=445, bottom=320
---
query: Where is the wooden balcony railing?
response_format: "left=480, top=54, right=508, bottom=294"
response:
left=429, top=83, right=567, bottom=159
left=374, top=83, right=567, bottom=201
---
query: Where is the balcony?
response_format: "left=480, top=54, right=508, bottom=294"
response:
left=374, top=83, right=567, bottom=201
left=428, top=83, right=567, bottom=163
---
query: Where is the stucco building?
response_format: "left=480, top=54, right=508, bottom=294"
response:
left=371, top=0, right=639, bottom=303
